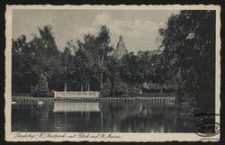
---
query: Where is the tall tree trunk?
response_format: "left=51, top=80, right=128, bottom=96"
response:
left=125, top=86, right=128, bottom=97
left=88, top=82, right=90, bottom=91
left=160, top=83, right=163, bottom=94
left=100, top=73, right=103, bottom=90
left=64, top=83, right=67, bottom=97
left=100, top=54, right=104, bottom=91
left=85, top=77, right=88, bottom=91
left=64, top=83, right=67, bottom=92
left=81, top=84, right=83, bottom=92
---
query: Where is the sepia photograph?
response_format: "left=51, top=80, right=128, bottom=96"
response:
left=5, top=5, right=221, bottom=142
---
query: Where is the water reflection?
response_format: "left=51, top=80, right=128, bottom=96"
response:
left=12, top=101, right=195, bottom=132
left=99, top=102, right=179, bottom=132
left=53, top=101, right=100, bottom=112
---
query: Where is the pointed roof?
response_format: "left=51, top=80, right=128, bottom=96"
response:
left=113, top=35, right=128, bottom=59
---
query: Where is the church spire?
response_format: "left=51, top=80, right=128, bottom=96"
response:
left=113, top=35, right=128, bottom=59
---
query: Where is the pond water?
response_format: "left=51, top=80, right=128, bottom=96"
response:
left=12, top=101, right=196, bottom=132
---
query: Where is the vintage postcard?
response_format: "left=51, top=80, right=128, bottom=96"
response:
left=5, top=5, right=221, bottom=142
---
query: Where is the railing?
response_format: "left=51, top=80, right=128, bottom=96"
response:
left=54, top=91, right=99, bottom=98
left=12, top=96, right=176, bottom=105
left=12, top=93, right=31, bottom=97
left=139, top=93, right=175, bottom=97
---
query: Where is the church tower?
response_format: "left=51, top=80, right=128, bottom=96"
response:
left=113, top=35, right=128, bottom=59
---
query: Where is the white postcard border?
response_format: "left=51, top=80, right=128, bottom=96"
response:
left=5, top=4, right=221, bottom=142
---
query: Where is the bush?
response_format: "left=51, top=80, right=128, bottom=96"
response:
left=112, top=80, right=139, bottom=97
left=101, top=78, right=111, bottom=97
left=32, top=74, right=49, bottom=97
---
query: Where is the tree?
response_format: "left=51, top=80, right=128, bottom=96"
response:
left=12, top=35, right=39, bottom=93
left=32, top=25, right=62, bottom=91
left=73, top=48, right=91, bottom=91
left=61, top=47, right=73, bottom=91
left=33, top=74, right=49, bottom=97
left=150, top=53, right=167, bottom=93
left=101, top=78, right=112, bottom=97
left=105, top=56, right=119, bottom=95
left=96, top=26, right=113, bottom=90
left=159, top=10, right=215, bottom=113
left=12, top=25, right=63, bottom=94
left=72, top=26, right=113, bottom=92
left=38, top=25, right=59, bottom=56
left=136, top=51, right=153, bottom=83
left=119, top=52, right=143, bottom=86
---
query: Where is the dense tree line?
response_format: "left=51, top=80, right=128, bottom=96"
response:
left=12, top=10, right=216, bottom=114
left=12, top=25, right=167, bottom=97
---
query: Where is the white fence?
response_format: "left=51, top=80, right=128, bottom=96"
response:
left=54, top=91, right=99, bottom=98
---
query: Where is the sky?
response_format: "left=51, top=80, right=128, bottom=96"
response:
left=12, top=9, right=180, bottom=53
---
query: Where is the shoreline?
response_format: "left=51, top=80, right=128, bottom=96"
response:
left=12, top=95, right=176, bottom=103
